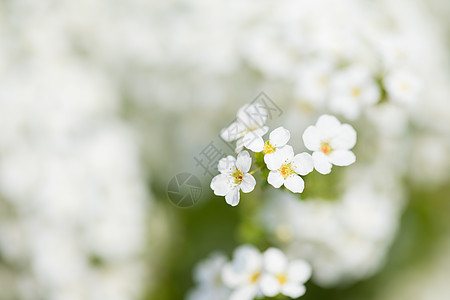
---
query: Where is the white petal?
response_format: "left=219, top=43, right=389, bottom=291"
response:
left=236, top=150, right=252, bottom=173
left=240, top=173, right=256, bottom=193
left=328, top=150, right=356, bottom=166
left=292, top=153, right=314, bottom=176
left=220, top=122, right=245, bottom=142
left=253, top=126, right=269, bottom=137
left=329, top=96, right=361, bottom=120
left=276, top=145, right=294, bottom=164
left=260, top=274, right=281, bottom=297
left=267, top=171, right=284, bottom=188
left=302, top=126, right=321, bottom=151
left=230, top=286, right=259, bottom=300
left=233, top=245, right=263, bottom=272
left=264, top=151, right=286, bottom=171
left=312, top=151, right=332, bottom=174
left=263, top=248, right=288, bottom=274
left=244, top=134, right=264, bottom=152
left=316, top=114, right=341, bottom=138
left=237, top=103, right=268, bottom=128
left=235, top=137, right=246, bottom=153
left=281, top=283, right=306, bottom=298
left=210, top=174, right=232, bottom=196
left=218, top=156, right=236, bottom=174
left=329, top=124, right=357, bottom=150
left=225, top=188, right=240, bottom=206
left=284, top=175, right=305, bottom=193
left=287, top=260, right=312, bottom=283
left=269, top=126, right=290, bottom=147
left=222, top=263, right=241, bottom=287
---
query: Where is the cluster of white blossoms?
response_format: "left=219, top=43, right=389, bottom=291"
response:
left=0, top=10, right=153, bottom=297
left=188, top=246, right=311, bottom=300
left=212, top=104, right=357, bottom=206
left=261, top=171, right=404, bottom=287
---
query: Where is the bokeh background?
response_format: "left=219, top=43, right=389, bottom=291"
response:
left=0, top=0, right=449, bottom=299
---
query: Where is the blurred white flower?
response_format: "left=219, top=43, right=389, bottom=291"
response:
left=263, top=127, right=291, bottom=170
left=302, top=114, right=357, bottom=174
left=220, top=103, right=269, bottom=153
left=187, top=253, right=231, bottom=300
left=385, top=70, right=421, bottom=104
left=260, top=248, right=311, bottom=298
left=266, top=146, right=314, bottom=193
left=210, top=151, right=256, bottom=206
left=329, top=66, right=380, bottom=120
left=294, top=59, right=334, bottom=109
left=222, top=245, right=264, bottom=300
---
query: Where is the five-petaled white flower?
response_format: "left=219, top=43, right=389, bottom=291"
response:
left=220, top=103, right=269, bottom=153
left=210, top=151, right=256, bottom=206
left=329, top=65, right=380, bottom=120
left=266, top=145, right=314, bottom=193
left=260, top=248, right=312, bottom=298
left=263, top=127, right=291, bottom=170
left=302, top=114, right=357, bottom=175
left=384, top=70, right=421, bottom=105
left=222, top=245, right=264, bottom=300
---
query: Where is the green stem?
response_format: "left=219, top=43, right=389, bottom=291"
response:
left=248, top=166, right=263, bottom=175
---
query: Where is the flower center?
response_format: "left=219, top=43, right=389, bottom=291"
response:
left=275, top=274, right=287, bottom=285
left=320, top=142, right=333, bottom=155
left=351, top=87, right=361, bottom=97
left=400, top=83, right=409, bottom=91
left=231, top=168, right=244, bottom=185
left=279, top=163, right=295, bottom=179
left=249, top=271, right=261, bottom=284
left=263, top=140, right=275, bottom=154
left=318, top=76, right=329, bottom=86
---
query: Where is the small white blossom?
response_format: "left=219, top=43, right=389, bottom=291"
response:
left=266, top=146, right=314, bottom=193
left=222, top=245, right=264, bottom=300
left=210, top=151, right=256, bottom=206
left=294, top=59, right=334, bottom=109
left=302, top=115, right=357, bottom=174
left=384, top=70, right=421, bottom=104
left=220, top=103, right=269, bottom=153
left=260, top=248, right=311, bottom=298
left=263, top=127, right=291, bottom=170
left=329, top=66, right=380, bottom=120
left=187, top=253, right=231, bottom=300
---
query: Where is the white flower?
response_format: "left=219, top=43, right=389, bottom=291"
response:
left=329, top=66, right=380, bottom=120
left=210, top=151, right=256, bottom=206
left=263, top=127, right=291, bottom=170
left=266, top=146, right=313, bottom=193
left=302, top=115, right=356, bottom=174
left=187, top=253, right=231, bottom=300
left=220, top=103, right=269, bottom=153
left=222, top=245, right=264, bottom=300
left=384, top=70, right=421, bottom=104
left=260, top=248, right=311, bottom=298
left=294, top=59, right=334, bottom=109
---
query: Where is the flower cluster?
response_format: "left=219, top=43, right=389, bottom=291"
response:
left=211, top=104, right=357, bottom=206
left=188, top=245, right=312, bottom=300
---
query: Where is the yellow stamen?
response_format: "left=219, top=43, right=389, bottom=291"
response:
left=275, top=274, right=287, bottom=285
left=250, top=271, right=261, bottom=284
left=400, top=83, right=409, bottom=91
left=231, top=169, right=244, bottom=184
left=263, top=140, right=276, bottom=154
left=320, top=142, right=333, bottom=155
left=279, top=163, right=295, bottom=179
left=351, top=88, right=361, bottom=97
